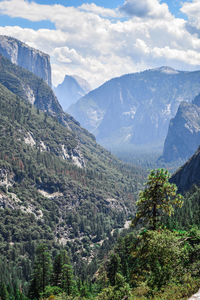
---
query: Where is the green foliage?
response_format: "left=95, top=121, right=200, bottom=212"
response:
left=101, top=227, right=200, bottom=299
left=106, top=253, right=120, bottom=286
left=130, top=230, right=188, bottom=289
left=0, top=72, right=144, bottom=289
left=165, top=185, right=200, bottom=230
left=29, top=245, right=52, bottom=299
left=133, top=169, right=183, bottom=230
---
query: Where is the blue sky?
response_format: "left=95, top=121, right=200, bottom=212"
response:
left=0, top=0, right=199, bottom=88
left=0, top=0, right=191, bottom=29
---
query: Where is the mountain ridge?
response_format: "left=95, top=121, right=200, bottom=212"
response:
left=68, top=67, right=200, bottom=150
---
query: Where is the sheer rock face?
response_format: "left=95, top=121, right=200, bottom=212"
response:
left=0, top=35, right=51, bottom=86
left=68, top=67, right=200, bottom=149
left=162, top=93, right=200, bottom=163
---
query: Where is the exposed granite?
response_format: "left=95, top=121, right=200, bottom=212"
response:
left=0, top=35, right=51, bottom=86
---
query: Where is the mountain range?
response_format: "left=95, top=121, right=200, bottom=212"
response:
left=68, top=67, right=200, bottom=150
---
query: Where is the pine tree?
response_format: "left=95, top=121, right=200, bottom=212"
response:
left=52, top=250, right=70, bottom=287
left=133, top=169, right=183, bottom=230
left=61, top=263, right=75, bottom=295
left=29, top=244, right=52, bottom=299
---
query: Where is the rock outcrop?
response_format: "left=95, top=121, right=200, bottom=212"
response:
left=68, top=67, right=200, bottom=150
left=0, top=35, right=51, bottom=86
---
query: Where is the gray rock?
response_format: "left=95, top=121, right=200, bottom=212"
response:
left=0, top=35, right=51, bottom=86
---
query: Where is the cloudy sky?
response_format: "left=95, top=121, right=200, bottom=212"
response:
left=0, top=0, right=200, bottom=88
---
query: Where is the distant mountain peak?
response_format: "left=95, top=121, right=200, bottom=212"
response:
left=54, top=74, right=91, bottom=111
left=153, top=66, right=180, bottom=74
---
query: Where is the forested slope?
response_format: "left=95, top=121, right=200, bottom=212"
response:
left=0, top=75, right=144, bottom=292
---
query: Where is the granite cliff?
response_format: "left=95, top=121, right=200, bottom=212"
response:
left=0, top=35, right=51, bottom=86
left=162, top=93, right=200, bottom=162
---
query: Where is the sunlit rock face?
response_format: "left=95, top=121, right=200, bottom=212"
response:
left=0, top=35, right=52, bottom=86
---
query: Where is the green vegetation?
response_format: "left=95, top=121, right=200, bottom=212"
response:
left=0, top=69, right=144, bottom=297
left=133, top=169, right=183, bottom=230
left=1, top=167, right=200, bottom=299
left=1, top=51, right=200, bottom=299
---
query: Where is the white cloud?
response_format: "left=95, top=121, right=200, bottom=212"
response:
left=181, top=0, right=200, bottom=32
left=79, top=3, right=118, bottom=18
left=119, top=0, right=171, bottom=20
left=0, top=0, right=200, bottom=88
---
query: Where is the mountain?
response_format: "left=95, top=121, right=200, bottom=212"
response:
left=0, top=51, right=144, bottom=284
left=170, top=147, right=200, bottom=193
left=54, top=75, right=91, bottom=111
left=68, top=67, right=200, bottom=150
left=0, top=35, right=51, bottom=86
left=162, top=98, right=200, bottom=163
left=0, top=53, right=84, bottom=131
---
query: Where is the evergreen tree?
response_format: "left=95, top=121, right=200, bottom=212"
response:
left=0, top=283, right=9, bottom=300
left=52, top=250, right=70, bottom=287
left=29, top=244, right=52, bottom=299
left=52, top=250, right=76, bottom=296
left=61, top=263, right=75, bottom=295
left=106, top=253, right=120, bottom=286
left=133, top=169, right=183, bottom=230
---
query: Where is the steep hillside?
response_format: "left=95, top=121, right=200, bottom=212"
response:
left=162, top=101, right=200, bottom=162
left=54, top=75, right=91, bottom=111
left=162, top=93, right=200, bottom=163
left=68, top=67, right=200, bottom=150
left=0, top=75, right=144, bottom=284
left=170, top=147, right=200, bottom=193
left=0, top=35, right=51, bottom=86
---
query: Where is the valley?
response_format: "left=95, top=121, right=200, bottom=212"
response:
left=1, top=35, right=200, bottom=299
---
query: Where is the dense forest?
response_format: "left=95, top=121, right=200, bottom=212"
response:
left=1, top=168, right=200, bottom=299
left=0, top=77, right=145, bottom=298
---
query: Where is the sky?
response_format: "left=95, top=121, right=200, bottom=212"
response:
left=0, top=0, right=200, bottom=88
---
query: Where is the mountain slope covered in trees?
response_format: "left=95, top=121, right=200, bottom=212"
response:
left=0, top=60, right=144, bottom=294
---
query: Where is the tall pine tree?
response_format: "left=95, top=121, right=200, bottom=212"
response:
left=29, top=244, right=52, bottom=299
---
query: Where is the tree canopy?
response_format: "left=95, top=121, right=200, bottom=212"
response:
left=133, top=168, right=183, bottom=230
